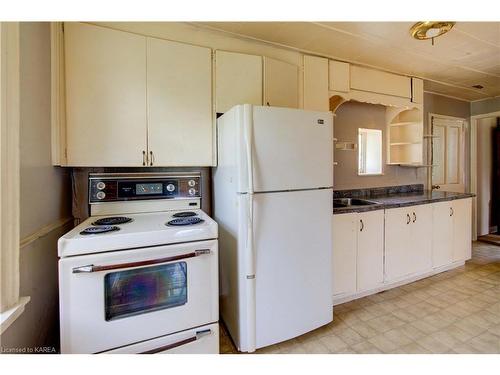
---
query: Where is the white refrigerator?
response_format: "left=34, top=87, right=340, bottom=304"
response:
left=213, top=104, right=333, bottom=352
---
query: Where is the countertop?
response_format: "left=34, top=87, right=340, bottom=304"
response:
left=333, top=190, right=475, bottom=214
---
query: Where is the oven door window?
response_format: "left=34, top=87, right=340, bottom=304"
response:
left=104, top=262, right=187, bottom=321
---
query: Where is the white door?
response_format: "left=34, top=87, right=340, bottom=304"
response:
left=385, top=207, right=412, bottom=282
left=432, top=201, right=453, bottom=268
left=215, top=50, right=262, bottom=113
left=332, top=213, right=357, bottom=297
left=357, top=210, right=384, bottom=292
left=432, top=115, right=466, bottom=192
left=303, top=55, right=329, bottom=111
left=452, top=198, right=472, bottom=262
left=59, top=240, right=218, bottom=354
left=252, top=189, right=333, bottom=349
left=64, top=22, right=147, bottom=166
left=147, top=37, right=213, bottom=166
left=263, top=57, right=299, bottom=108
left=250, top=106, right=333, bottom=192
left=410, top=204, right=433, bottom=274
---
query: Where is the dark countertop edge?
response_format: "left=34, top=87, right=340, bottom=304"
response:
left=333, top=193, right=475, bottom=215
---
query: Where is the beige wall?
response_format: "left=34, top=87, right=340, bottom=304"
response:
left=1, top=22, right=71, bottom=352
left=471, top=97, right=500, bottom=116
left=333, top=101, right=426, bottom=190
left=476, top=116, right=497, bottom=236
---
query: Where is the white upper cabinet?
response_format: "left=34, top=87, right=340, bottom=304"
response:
left=64, top=23, right=148, bottom=166
left=350, top=66, right=411, bottom=98
left=263, top=57, right=299, bottom=108
left=329, top=60, right=350, bottom=92
left=215, top=50, right=262, bottom=113
left=147, top=38, right=213, bottom=166
left=303, top=55, right=329, bottom=111
left=411, top=77, right=424, bottom=104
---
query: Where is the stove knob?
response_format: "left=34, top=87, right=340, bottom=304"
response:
left=188, top=179, right=196, bottom=187
left=96, top=181, right=106, bottom=190
left=96, top=191, right=106, bottom=200
left=188, top=188, right=196, bottom=196
left=166, top=184, right=175, bottom=192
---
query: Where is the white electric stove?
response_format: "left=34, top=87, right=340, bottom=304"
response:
left=58, top=172, right=219, bottom=354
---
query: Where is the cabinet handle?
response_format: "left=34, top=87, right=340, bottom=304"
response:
left=412, top=212, right=416, bottom=223
left=406, top=213, right=411, bottom=224
left=266, top=102, right=270, bottom=106
left=360, top=219, right=364, bottom=232
left=142, top=150, right=146, bottom=166
left=450, top=207, right=454, bottom=217
left=149, top=151, right=154, bottom=166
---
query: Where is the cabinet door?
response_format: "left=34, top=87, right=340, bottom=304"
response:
left=432, top=201, right=453, bottom=268
left=215, top=50, right=262, bottom=113
left=452, top=198, right=472, bottom=262
left=65, top=23, right=147, bottom=166
left=329, top=60, right=350, bottom=92
left=410, top=204, right=433, bottom=274
left=263, top=57, right=298, bottom=108
left=357, top=210, right=384, bottom=292
left=303, top=55, right=329, bottom=111
left=147, top=38, right=213, bottom=166
left=385, top=207, right=412, bottom=282
left=332, top=213, right=357, bottom=297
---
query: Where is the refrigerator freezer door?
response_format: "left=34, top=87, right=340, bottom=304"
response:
left=251, top=188, right=333, bottom=349
left=250, top=106, right=333, bottom=192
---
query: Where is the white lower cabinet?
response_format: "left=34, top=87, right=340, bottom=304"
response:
left=333, top=198, right=472, bottom=304
left=332, top=213, right=357, bottom=298
left=433, top=198, right=472, bottom=268
left=384, top=204, right=432, bottom=283
left=332, top=210, right=384, bottom=298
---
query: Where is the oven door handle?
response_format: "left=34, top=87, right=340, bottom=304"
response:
left=72, top=249, right=211, bottom=273
left=140, top=329, right=212, bottom=354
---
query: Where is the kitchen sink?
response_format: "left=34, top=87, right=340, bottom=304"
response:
left=333, top=198, right=380, bottom=208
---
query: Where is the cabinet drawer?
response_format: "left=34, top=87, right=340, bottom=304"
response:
left=350, top=66, right=411, bottom=98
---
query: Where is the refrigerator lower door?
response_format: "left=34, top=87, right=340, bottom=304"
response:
left=250, top=188, right=333, bottom=349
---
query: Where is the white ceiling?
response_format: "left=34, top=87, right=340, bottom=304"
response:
left=195, top=22, right=500, bottom=101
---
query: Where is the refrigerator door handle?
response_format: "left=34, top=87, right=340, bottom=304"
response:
left=243, top=104, right=256, bottom=352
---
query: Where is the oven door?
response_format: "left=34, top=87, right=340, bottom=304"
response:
left=59, top=240, right=218, bottom=354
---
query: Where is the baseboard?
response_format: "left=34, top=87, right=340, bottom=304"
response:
left=332, top=260, right=466, bottom=306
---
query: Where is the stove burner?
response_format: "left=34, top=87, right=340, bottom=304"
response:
left=80, top=226, right=120, bottom=235
left=172, top=211, right=198, bottom=218
left=166, top=217, right=204, bottom=226
left=92, top=216, right=132, bottom=226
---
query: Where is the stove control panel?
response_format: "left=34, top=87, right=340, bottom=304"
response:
left=89, top=173, right=201, bottom=203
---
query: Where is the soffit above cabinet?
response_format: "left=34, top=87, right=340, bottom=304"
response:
left=194, top=21, right=500, bottom=101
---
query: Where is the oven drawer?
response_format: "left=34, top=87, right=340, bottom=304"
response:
left=102, top=323, right=219, bottom=354
left=59, top=240, right=218, bottom=354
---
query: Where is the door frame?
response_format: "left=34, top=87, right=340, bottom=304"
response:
left=470, top=110, right=500, bottom=240
left=427, top=113, right=468, bottom=191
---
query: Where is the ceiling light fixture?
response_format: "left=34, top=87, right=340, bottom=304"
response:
left=410, top=21, right=455, bottom=46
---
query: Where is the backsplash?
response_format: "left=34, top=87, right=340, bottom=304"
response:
left=333, top=184, right=424, bottom=198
